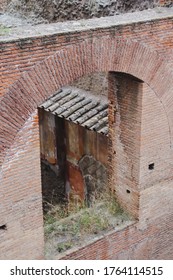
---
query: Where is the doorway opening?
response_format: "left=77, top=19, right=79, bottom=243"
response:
left=38, top=82, right=133, bottom=257
left=38, top=86, right=109, bottom=214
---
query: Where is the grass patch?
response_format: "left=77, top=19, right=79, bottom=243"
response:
left=44, top=190, right=132, bottom=257
left=57, top=241, right=73, bottom=253
left=0, top=24, right=10, bottom=36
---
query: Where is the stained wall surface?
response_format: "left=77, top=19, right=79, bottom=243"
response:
left=39, top=108, right=108, bottom=205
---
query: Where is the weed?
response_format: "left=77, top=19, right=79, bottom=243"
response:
left=44, top=188, right=131, bottom=256
left=44, top=202, right=68, bottom=222
left=45, top=224, right=56, bottom=235
left=105, top=196, right=124, bottom=215
left=0, top=25, right=10, bottom=36
left=44, top=213, right=56, bottom=225
left=76, top=209, right=109, bottom=234
left=57, top=241, right=73, bottom=253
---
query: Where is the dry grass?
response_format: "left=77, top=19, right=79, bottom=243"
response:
left=44, top=190, right=132, bottom=258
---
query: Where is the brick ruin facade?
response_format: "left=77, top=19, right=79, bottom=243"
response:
left=1, top=7, right=173, bottom=259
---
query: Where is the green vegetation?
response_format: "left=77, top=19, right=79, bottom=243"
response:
left=0, top=24, right=10, bottom=36
left=56, top=241, right=73, bottom=253
left=44, top=190, right=131, bottom=257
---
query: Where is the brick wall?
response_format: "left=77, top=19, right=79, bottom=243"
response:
left=0, top=111, right=44, bottom=259
left=108, top=72, right=172, bottom=219
left=58, top=215, right=173, bottom=259
left=1, top=11, right=173, bottom=259
left=72, top=72, right=108, bottom=97
left=1, top=19, right=173, bottom=167
left=57, top=79, right=173, bottom=259
left=108, top=73, right=143, bottom=218
left=1, top=17, right=173, bottom=99
left=139, top=83, right=172, bottom=190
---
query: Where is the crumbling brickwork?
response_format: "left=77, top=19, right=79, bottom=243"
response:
left=1, top=8, right=173, bottom=259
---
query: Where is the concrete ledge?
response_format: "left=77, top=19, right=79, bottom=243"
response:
left=55, top=220, right=136, bottom=260
left=0, top=7, right=173, bottom=42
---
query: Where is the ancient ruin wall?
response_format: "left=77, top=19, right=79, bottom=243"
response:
left=4, top=0, right=173, bottom=23
left=72, top=72, right=108, bottom=97
left=1, top=8, right=173, bottom=259
left=59, top=79, right=173, bottom=260
left=0, top=111, right=44, bottom=259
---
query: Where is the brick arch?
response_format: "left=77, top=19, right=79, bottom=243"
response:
left=1, top=36, right=173, bottom=166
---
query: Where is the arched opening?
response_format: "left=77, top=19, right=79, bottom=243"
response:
left=1, top=36, right=173, bottom=259
left=38, top=73, right=140, bottom=257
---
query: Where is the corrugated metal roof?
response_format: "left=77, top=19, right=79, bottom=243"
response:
left=39, top=87, right=109, bottom=136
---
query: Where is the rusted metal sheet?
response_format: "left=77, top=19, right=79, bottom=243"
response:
left=39, top=89, right=108, bottom=206
left=65, top=119, right=108, bottom=166
left=38, top=108, right=57, bottom=164
left=67, top=161, right=85, bottom=201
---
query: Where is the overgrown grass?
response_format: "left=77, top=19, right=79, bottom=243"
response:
left=44, top=190, right=131, bottom=257
left=44, top=203, right=68, bottom=225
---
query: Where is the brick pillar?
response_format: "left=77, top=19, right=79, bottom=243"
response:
left=108, top=72, right=143, bottom=219
left=0, top=111, right=44, bottom=259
